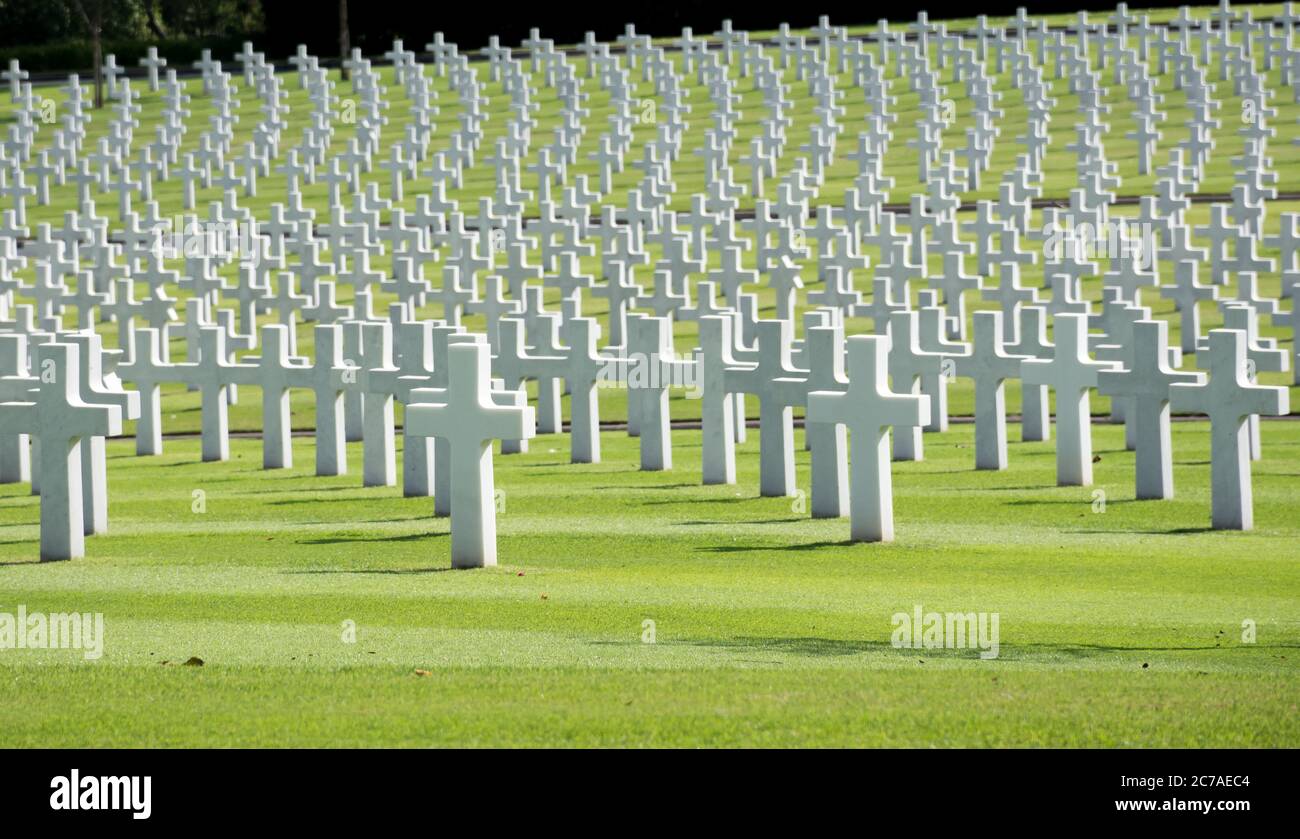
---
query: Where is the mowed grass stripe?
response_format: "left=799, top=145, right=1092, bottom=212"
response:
left=0, top=420, right=1296, bottom=745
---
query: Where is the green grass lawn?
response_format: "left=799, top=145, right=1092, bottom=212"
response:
left=0, top=418, right=1296, bottom=746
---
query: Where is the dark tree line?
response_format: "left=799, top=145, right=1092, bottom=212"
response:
left=0, top=0, right=263, bottom=48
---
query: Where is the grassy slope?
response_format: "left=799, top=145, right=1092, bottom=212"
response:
left=8, top=58, right=1298, bottom=433
left=0, top=421, right=1296, bottom=746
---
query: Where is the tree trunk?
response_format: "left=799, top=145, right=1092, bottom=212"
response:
left=338, top=0, right=350, bottom=82
left=91, top=25, right=103, bottom=108
left=69, top=0, right=104, bottom=108
left=144, top=0, right=166, bottom=40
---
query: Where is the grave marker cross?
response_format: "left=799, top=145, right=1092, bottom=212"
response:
left=1097, top=319, right=1205, bottom=500
left=1022, top=314, right=1119, bottom=486
left=1170, top=329, right=1289, bottom=530
left=807, top=336, right=929, bottom=543
left=405, top=342, right=534, bottom=567
left=0, top=343, right=121, bottom=560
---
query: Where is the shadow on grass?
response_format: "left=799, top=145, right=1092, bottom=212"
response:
left=677, top=517, right=808, bottom=526
left=695, top=539, right=861, bottom=553
left=592, top=483, right=697, bottom=490
left=601, top=635, right=1300, bottom=660
left=1003, top=498, right=1135, bottom=507
left=286, top=565, right=457, bottom=575
left=988, top=641, right=1300, bottom=657
left=296, top=531, right=447, bottom=545
left=1065, top=526, right=1219, bottom=535
left=269, top=495, right=400, bottom=506
left=654, top=636, right=891, bottom=657
left=642, top=496, right=758, bottom=505
left=238, top=484, right=367, bottom=495
left=923, top=483, right=1052, bottom=491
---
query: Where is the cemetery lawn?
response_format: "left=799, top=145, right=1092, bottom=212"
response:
left=1, top=419, right=1297, bottom=747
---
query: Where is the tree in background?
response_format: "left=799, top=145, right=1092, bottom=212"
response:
left=339, top=0, right=350, bottom=81
left=67, top=0, right=106, bottom=107
left=152, top=0, right=263, bottom=39
left=3, top=0, right=266, bottom=86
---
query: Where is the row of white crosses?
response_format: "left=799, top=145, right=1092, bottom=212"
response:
left=1, top=294, right=1288, bottom=563
left=1, top=5, right=1298, bottom=561
left=2, top=2, right=1293, bottom=235
left=0, top=39, right=1283, bottom=329
left=0, top=317, right=533, bottom=566
left=0, top=49, right=1289, bottom=286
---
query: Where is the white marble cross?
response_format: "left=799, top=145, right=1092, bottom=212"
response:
left=356, top=322, right=400, bottom=487
left=955, top=311, right=1028, bottom=471
left=556, top=316, right=605, bottom=464
left=245, top=324, right=310, bottom=470
left=804, top=322, right=849, bottom=519
left=626, top=314, right=696, bottom=471
left=499, top=310, right=600, bottom=460
left=0, top=333, right=34, bottom=483
left=914, top=292, right=968, bottom=433
left=725, top=319, right=811, bottom=497
left=1161, top=260, right=1219, bottom=355
left=301, top=325, right=359, bottom=477
left=431, top=332, right=512, bottom=515
left=0, top=343, right=121, bottom=560
left=1276, top=298, right=1300, bottom=387
left=390, top=320, right=440, bottom=496
left=698, top=315, right=749, bottom=485
left=2, top=59, right=28, bottom=100
left=1213, top=304, right=1287, bottom=462
left=807, top=335, right=929, bottom=542
left=1004, top=305, right=1053, bottom=443
left=64, top=332, right=140, bottom=535
left=1098, top=319, right=1205, bottom=500
left=180, top=327, right=254, bottom=462
left=404, top=341, right=534, bottom=568
left=886, top=310, right=942, bottom=462
left=494, top=315, right=566, bottom=446
left=115, top=326, right=174, bottom=456
left=1171, top=329, right=1290, bottom=530
left=1022, top=313, right=1119, bottom=486
left=139, top=47, right=167, bottom=91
